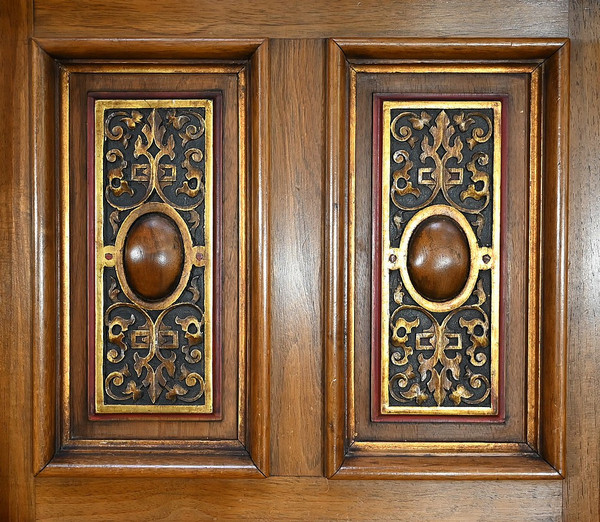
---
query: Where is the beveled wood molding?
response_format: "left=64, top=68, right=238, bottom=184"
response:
left=324, top=38, right=569, bottom=479
left=333, top=37, right=566, bottom=61
left=31, top=38, right=270, bottom=477
left=38, top=448, right=262, bottom=478
left=32, top=37, right=265, bottom=60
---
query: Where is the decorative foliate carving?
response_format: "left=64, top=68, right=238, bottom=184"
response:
left=92, top=98, right=218, bottom=414
left=377, top=100, right=501, bottom=417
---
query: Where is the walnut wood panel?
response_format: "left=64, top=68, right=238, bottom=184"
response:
left=31, top=40, right=270, bottom=477
left=6, top=0, right=600, bottom=520
left=565, top=0, right=600, bottom=519
left=269, top=39, right=325, bottom=476
left=325, top=39, right=568, bottom=479
left=35, top=477, right=562, bottom=521
left=33, top=0, right=568, bottom=39
left=0, top=0, right=35, bottom=518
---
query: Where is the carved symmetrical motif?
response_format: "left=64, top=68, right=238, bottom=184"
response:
left=92, top=98, right=217, bottom=414
left=377, top=100, right=501, bottom=417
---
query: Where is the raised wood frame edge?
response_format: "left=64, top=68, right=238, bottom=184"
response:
left=31, top=41, right=58, bottom=477
left=31, top=38, right=271, bottom=478
left=334, top=37, right=566, bottom=61
left=324, top=37, right=569, bottom=480
left=247, top=40, right=272, bottom=476
left=539, top=41, right=569, bottom=477
left=32, top=37, right=266, bottom=60
left=324, top=39, right=350, bottom=478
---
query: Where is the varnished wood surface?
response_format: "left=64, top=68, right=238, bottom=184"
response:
left=33, top=0, right=568, bottom=39
left=406, top=216, right=471, bottom=302
left=336, top=37, right=567, bottom=60
left=336, top=455, right=560, bottom=480
left=32, top=43, right=58, bottom=476
left=34, top=477, right=562, bottom=521
left=269, top=39, right=324, bottom=476
left=565, top=0, right=600, bottom=519
left=41, top=449, right=263, bottom=478
left=0, top=0, right=34, bottom=519
left=247, top=41, right=271, bottom=476
left=2, top=0, right=598, bottom=519
left=539, top=42, right=569, bottom=477
left=32, top=37, right=264, bottom=59
left=123, top=213, right=185, bottom=301
left=324, top=40, right=350, bottom=478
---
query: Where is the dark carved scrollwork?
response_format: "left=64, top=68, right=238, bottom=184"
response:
left=93, top=98, right=216, bottom=414
left=378, top=101, right=501, bottom=416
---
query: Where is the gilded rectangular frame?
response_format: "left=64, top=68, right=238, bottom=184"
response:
left=91, top=97, right=216, bottom=415
left=377, top=99, right=502, bottom=418
left=31, top=38, right=271, bottom=477
left=325, top=38, right=569, bottom=479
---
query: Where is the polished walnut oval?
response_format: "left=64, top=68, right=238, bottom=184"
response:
left=123, top=212, right=185, bottom=302
left=406, top=215, right=470, bottom=302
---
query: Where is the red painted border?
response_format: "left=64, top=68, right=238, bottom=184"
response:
left=86, top=91, right=224, bottom=421
left=371, top=93, right=508, bottom=424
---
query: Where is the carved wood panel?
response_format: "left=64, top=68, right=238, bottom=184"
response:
left=91, top=96, right=220, bottom=415
left=325, top=39, right=568, bottom=479
left=373, top=98, right=503, bottom=420
left=32, top=42, right=271, bottom=476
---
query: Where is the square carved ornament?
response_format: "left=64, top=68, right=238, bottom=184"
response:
left=374, top=98, right=503, bottom=419
left=90, top=96, right=220, bottom=415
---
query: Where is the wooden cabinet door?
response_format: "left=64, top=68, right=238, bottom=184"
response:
left=1, top=1, right=599, bottom=520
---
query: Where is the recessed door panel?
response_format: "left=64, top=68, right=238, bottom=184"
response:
left=325, top=39, right=568, bottom=479
left=32, top=43, right=271, bottom=476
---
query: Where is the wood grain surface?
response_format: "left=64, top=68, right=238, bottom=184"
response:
left=32, top=0, right=568, bottom=39
left=2, top=0, right=600, bottom=520
left=324, top=39, right=350, bottom=478
left=269, top=39, right=325, bottom=476
left=0, top=0, right=34, bottom=519
left=565, top=0, right=600, bottom=519
left=539, top=42, right=570, bottom=478
left=336, top=37, right=566, bottom=60
left=31, top=42, right=58, bottom=477
left=35, top=477, right=562, bottom=521
left=247, top=41, right=272, bottom=476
